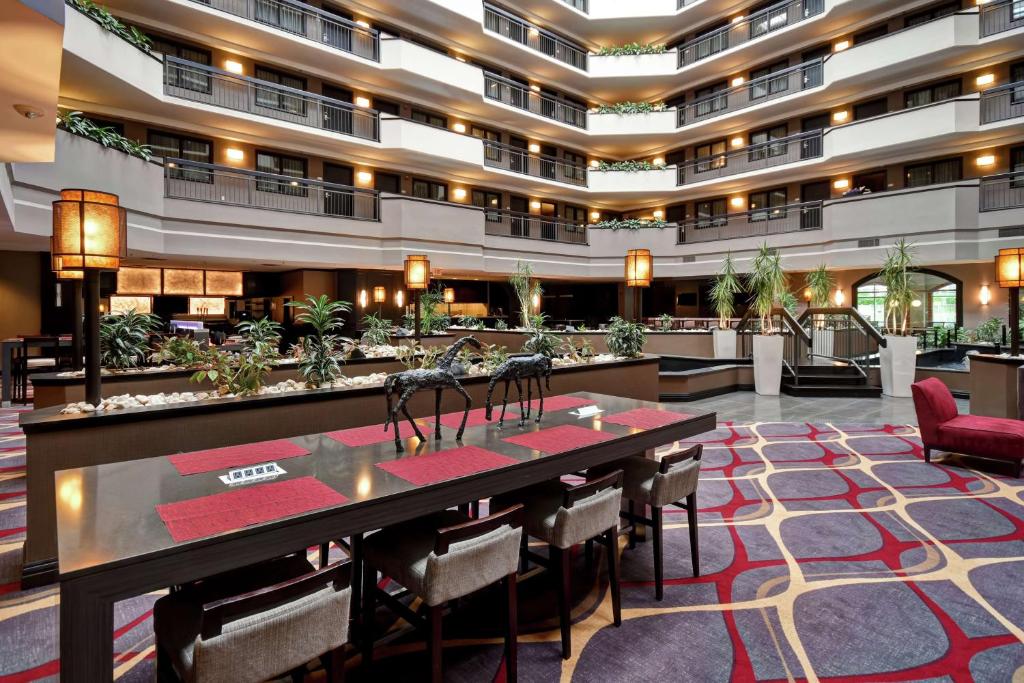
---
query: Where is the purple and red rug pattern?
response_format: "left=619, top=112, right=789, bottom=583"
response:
left=1, top=411, right=1023, bottom=681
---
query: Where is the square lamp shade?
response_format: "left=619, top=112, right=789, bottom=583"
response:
left=404, top=255, right=430, bottom=290
left=50, top=246, right=84, bottom=280
left=373, top=286, right=386, bottom=303
left=51, top=189, right=127, bottom=270
left=625, top=249, right=653, bottom=287
left=443, top=287, right=455, bottom=304
left=996, top=248, right=1024, bottom=288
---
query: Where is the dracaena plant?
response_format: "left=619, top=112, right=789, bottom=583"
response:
left=805, top=264, right=836, bottom=309
left=286, top=295, right=351, bottom=387
left=509, top=261, right=541, bottom=329
left=747, top=243, right=788, bottom=335
left=710, top=252, right=743, bottom=329
left=99, top=309, right=161, bottom=370
left=360, top=313, right=392, bottom=347
left=605, top=317, right=647, bottom=358
left=236, top=317, right=282, bottom=353
left=880, top=238, right=917, bottom=336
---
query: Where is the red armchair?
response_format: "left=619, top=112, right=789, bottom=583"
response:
left=911, top=377, right=1024, bottom=477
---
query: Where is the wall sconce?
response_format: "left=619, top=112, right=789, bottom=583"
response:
left=452, top=122, right=466, bottom=133
left=832, top=110, right=849, bottom=122
left=980, top=284, right=991, bottom=305
left=834, top=289, right=845, bottom=306
left=455, top=54, right=467, bottom=62
left=590, top=159, right=600, bottom=168
left=394, top=289, right=404, bottom=308
left=975, top=73, right=996, bottom=87
left=731, top=76, right=745, bottom=87
left=359, top=289, right=368, bottom=308
left=652, top=209, right=664, bottom=219
left=356, top=170, right=373, bottom=184
left=624, top=249, right=653, bottom=288
left=530, top=84, right=541, bottom=92
left=590, top=210, right=600, bottom=221
left=528, top=26, right=540, bottom=36
left=803, top=288, right=813, bottom=302
left=530, top=200, right=542, bottom=209
left=652, top=156, right=665, bottom=166
left=453, top=188, right=467, bottom=200
left=730, top=196, right=745, bottom=209
left=833, top=178, right=851, bottom=190
left=355, top=18, right=371, bottom=28
left=731, top=136, right=745, bottom=148
left=224, top=59, right=244, bottom=74
left=225, top=148, right=244, bottom=162
left=833, top=40, right=850, bottom=52
left=355, top=96, right=371, bottom=108
left=731, top=14, right=745, bottom=23
left=373, top=286, right=386, bottom=304
left=528, top=143, right=541, bottom=153
left=531, top=291, right=541, bottom=311
left=975, top=154, right=996, bottom=167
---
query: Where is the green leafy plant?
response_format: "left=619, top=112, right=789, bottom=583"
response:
left=57, top=110, right=152, bottom=161
left=658, top=313, right=674, bottom=330
left=236, top=317, right=282, bottom=353
left=710, top=253, right=743, bottom=329
left=591, top=218, right=668, bottom=231
left=605, top=317, right=647, bottom=358
left=781, top=291, right=799, bottom=316
left=360, top=313, right=392, bottom=347
left=395, top=344, right=419, bottom=369
left=456, top=314, right=484, bottom=330
left=418, top=287, right=450, bottom=334
left=286, top=295, right=352, bottom=387
left=99, top=309, right=161, bottom=369
left=509, top=261, right=541, bottom=329
left=481, top=343, right=510, bottom=373
left=528, top=313, right=548, bottom=330
left=523, top=329, right=560, bottom=358
left=805, top=264, right=836, bottom=309
left=67, top=0, right=153, bottom=52
left=561, top=336, right=595, bottom=363
left=880, top=239, right=916, bottom=336
left=494, top=319, right=508, bottom=331
left=597, top=42, right=666, bottom=56
left=191, top=344, right=277, bottom=397
left=747, top=243, right=788, bottom=334
left=594, top=160, right=666, bottom=172
left=973, top=317, right=1003, bottom=344
left=400, top=312, right=415, bottom=331
left=594, top=101, right=667, bottom=115
left=149, top=336, right=207, bottom=367
left=419, top=345, right=444, bottom=369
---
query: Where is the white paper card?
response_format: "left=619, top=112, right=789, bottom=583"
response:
left=219, top=462, right=286, bottom=486
left=570, top=405, right=603, bottom=418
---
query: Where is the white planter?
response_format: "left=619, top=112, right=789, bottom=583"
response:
left=753, top=334, right=785, bottom=396
left=881, top=335, right=917, bottom=398
left=713, top=329, right=736, bottom=359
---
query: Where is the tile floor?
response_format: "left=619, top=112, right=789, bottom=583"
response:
left=684, top=391, right=970, bottom=424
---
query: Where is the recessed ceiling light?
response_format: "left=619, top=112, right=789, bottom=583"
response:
left=13, top=104, right=44, bottom=119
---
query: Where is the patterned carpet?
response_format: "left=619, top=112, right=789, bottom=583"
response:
left=1, top=408, right=1023, bottom=681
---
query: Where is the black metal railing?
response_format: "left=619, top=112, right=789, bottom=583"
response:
left=185, top=0, right=379, bottom=60
left=980, top=80, right=1024, bottom=124
left=677, top=131, right=823, bottom=185
left=677, top=0, right=824, bottom=68
left=483, top=73, right=588, bottom=128
left=163, top=158, right=380, bottom=220
left=736, top=307, right=811, bottom=385
left=163, top=57, right=380, bottom=141
left=980, top=171, right=1024, bottom=211
left=483, top=209, right=588, bottom=244
left=980, top=0, right=1024, bottom=37
left=676, top=201, right=822, bottom=243
left=483, top=3, right=588, bottom=70
left=482, top=141, right=588, bottom=186
left=798, top=308, right=884, bottom=375
left=558, top=0, right=588, bottom=11
left=677, top=59, right=823, bottom=126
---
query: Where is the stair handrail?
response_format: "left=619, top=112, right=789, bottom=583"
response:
left=796, top=307, right=887, bottom=346
left=736, top=307, right=811, bottom=385
left=736, top=307, right=812, bottom=343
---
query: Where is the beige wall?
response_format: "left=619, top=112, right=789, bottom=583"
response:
left=0, top=251, right=42, bottom=340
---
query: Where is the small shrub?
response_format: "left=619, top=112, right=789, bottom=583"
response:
left=99, top=309, right=161, bottom=369
left=605, top=317, right=646, bottom=358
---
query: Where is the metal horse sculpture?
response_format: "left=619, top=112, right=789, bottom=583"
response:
left=383, top=336, right=482, bottom=451
left=484, top=354, right=553, bottom=428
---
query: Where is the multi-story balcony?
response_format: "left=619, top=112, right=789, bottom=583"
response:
left=676, top=0, right=824, bottom=68
left=980, top=172, right=1024, bottom=212
left=184, top=0, right=379, bottom=61
left=481, top=141, right=588, bottom=186
left=676, top=201, right=822, bottom=244
left=163, top=57, right=380, bottom=141
left=482, top=73, right=588, bottom=128
left=980, top=0, right=1024, bottom=38
left=980, top=80, right=1024, bottom=125
left=677, top=131, right=823, bottom=185
left=482, top=210, right=589, bottom=244
left=482, top=3, right=588, bottom=71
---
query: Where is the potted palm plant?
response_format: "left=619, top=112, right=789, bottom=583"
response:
left=509, top=261, right=541, bottom=330
left=805, top=264, right=836, bottom=358
left=878, top=239, right=918, bottom=397
left=747, top=244, right=788, bottom=395
left=709, top=253, right=742, bottom=359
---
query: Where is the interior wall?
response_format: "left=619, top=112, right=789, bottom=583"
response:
left=0, top=251, right=43, bottom=340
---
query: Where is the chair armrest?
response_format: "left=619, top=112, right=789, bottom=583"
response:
left=434, top=504, right=524, bottom=555
left=564, top=469, right=622, bottom=509
left=200, top=559, right=351, bottom=639
left=659, top=444, right=703, bottom=474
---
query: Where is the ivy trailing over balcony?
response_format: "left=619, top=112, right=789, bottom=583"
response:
left=66, top=0, right=153, bottom=53
left=590, top=218, right=668, bottom=231
left=596, top=42, right=667, bottom=56
left=58, top=110, right=153, bottom=161
left=593, top=101, right=667, bottom=115
left=593, top=160, right=667, bottom=172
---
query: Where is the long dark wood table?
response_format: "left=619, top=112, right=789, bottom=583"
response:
left=55, top=392, right=715, bottom=681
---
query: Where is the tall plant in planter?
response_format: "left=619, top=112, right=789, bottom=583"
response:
left=99, top=309, right=161, bottom=370
left=709, top=253, right=743, bottom=359
left=509, top=261, right=541, bottom=329
left=878, top=239, right=918, bottom=397
left=286, top=295, right=351, bottom=388
left=605, top=317, right=647, bottom=358
left=746, top=244, right=788, bottom=395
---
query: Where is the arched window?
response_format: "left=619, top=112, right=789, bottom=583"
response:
left=853, top=269, right=962, bottom=329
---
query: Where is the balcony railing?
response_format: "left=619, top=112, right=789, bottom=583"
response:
left=980, top=0, right=1024, bottom=37
left=482, top=141, right=587, bottom=186
left=677, top=59, right=823, bottom=126
left=980, top=80, right=1024, bottom=123
left=980, top=172, right=1024, bottom=211
left=483, top=73, right=588, bottom=129
left=163, top=158, right=380, bottom=220
left=185, top=0, right=379, bottom=61
left=483, top=209, right=589, bottom=244
left=163, top=57, right=380, bottom=141
left=677, top=130, right=823, bottom=185
left=677, top=0, right=824, bottom=68
left=677, top=0, right=701, bottom=8
left=676, top=201, right=823, bottom=243
left=558, top=0, right=588, bottom=12
left=483, top=3, right=588, bottom=70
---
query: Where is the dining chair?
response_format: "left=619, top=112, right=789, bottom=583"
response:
left=492, top=470, right=623, bottom=660
left=590, top=444, right=703, bottom=600
left=13, top=337, right=57, bottom=404
left=153, top=554, right=351, bottom=683
left=361, top=504, right=524, bottom=683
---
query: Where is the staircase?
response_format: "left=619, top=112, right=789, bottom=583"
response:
left=782, top=364, right=881, bottom=397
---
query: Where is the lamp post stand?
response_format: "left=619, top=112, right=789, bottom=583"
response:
left=72, top=279, right=84, bottom=371
left=83, top=270, right=102, bottom=406
left=414, top=297, right=422, bottom=345
left=1010, top=286, right=1020, bottom=357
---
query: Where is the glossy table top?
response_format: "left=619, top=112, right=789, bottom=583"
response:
left=55, top=392, right=713, bottom=578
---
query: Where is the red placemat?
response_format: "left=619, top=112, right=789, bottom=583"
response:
left=156, top=476, right=347, bottom=543
left=502, top=424, right=615, bottom=455
left=601, top=408, right=693, bottom=430
left=511, top=395, right=597, bottom=414
left=376, top=445, right=518, bottom=486
left=424, top=408, right=498, bottom=429
left=169, top=439, right=310, bottom=475
left=325, top=420, right=424, bottom=447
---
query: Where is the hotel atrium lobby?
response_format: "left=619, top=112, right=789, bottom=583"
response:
left=1, top=0, right=1024, bottom=680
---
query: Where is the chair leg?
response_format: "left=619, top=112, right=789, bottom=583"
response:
left=470, top=500, right=480, bottom=519
left=428, top=603, right=444, bottom=683
left=520, top=530, right=529, bottom=573
left=553, top=546, right=572, bottom=660
left=361, top=565, right=377, bottom=672
left=350, top=534, right=363, bottom=636
left=603, top=528, right=621, bottom=626
left=319, top=542, right=330, bottom=569
left=628, top=500, right=638, bottom=549
left=328, top=646, right=346, bottom=683
left=652, top=506, right=664, bottom=601
left=924, top=446, right=931, bottom=463
left=584, top=538, right=594, bottom=571
left=504, top=573, right=518, bottom=683
left=686, top=493, right=700, bottom=578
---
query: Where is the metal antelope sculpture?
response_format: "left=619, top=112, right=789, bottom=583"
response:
left=383, top=336, right=482, bottom=451
left=485, top=353, right=553, bottom=428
